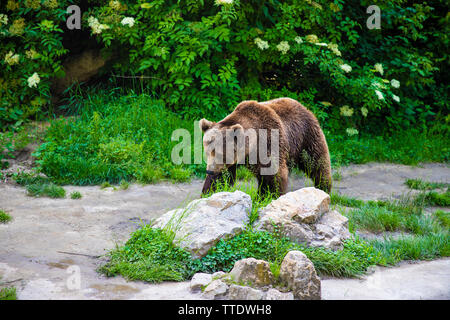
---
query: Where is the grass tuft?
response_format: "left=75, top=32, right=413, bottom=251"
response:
left=70, top=191, right=82, bottom=199
left=0, top=287, right=17, bottom=300
left=405, top=178, right=449, bottom=191
left=0, top=210, right=12, bottom=223
left=26, top=183, right=65, bottom=198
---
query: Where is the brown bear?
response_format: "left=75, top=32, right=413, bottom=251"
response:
left=200, top=97, right=332, bottom=196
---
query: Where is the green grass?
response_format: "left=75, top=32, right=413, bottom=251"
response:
left=405, top=178, right=449, bottom=191
left=119, top=180, right=130, bottom=190
left=236, top=166, right=254, bottom=182
left=327, top=129, right=449, bottom=166
left=100, top=182, right=112, bottom=189
left=99, top=225, right=381, bottom=282
left=99, top=227, right=195, bottom=282
left=418, top=191, right=450, bottom=206
left=369, top=233, right=450, bottom=265
left=433, top=210, right=450, bottom=228
left=70, top=191, right=82, bottom=199
left=0, top=287, right=17, bottom=300
left=13, top=171, right=66, bottom=198
left=331, top=193, right=366, bottom=208
left=34, top=94, right=195, bottom=185
left=0, top=210, right=12, bottom=223
left=26, top=182, right=66, bottom=198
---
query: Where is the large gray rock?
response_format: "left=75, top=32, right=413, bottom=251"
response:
left=256, top=187, right=350, bottom=250
left=153, top=191, right=251, bottom=258
left=279, top=251, right=321, bottom=300
left=229, top=258, right=274, bottom=287
left=228, top=284, right=264, bottom=300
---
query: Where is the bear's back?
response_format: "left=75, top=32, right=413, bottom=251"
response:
left=259, top=97, right=322, bottom=157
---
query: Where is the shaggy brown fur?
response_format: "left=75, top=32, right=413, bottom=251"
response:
left=200, top=97, right=332, bottom=196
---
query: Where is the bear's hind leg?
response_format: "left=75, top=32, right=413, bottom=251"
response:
left=298, top=150, right=332, bottom=194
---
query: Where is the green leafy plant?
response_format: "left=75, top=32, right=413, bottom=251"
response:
left=0, top=209, right=12, bottom=223
left=0, top=0, right=69, bottom=128
left=70, top=191, right=82, bottom=199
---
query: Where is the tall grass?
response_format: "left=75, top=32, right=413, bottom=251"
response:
left=35, top=94, right=194, bottom=185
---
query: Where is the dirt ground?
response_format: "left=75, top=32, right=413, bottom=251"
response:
left=0, top=162, right=449, bottom=300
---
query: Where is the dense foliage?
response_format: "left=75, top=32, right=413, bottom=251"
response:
left=0, top=0, right=69, bottom=127
left=1, top=0, right=448, bottom=136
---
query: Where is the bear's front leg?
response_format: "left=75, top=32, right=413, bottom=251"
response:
left=201, top=164, right=237, bottom=195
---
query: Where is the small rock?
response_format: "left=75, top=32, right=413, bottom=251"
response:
left=190, top=273, right=212, bottom=293
left=264, top=288, right=294, bottom=300
left=227, top=284, right=264, bottom=300
left=229, top=258, right=274, bottom=287
left=279, top=251, right=321, bottom=300
left=202, top=280, right=229, bottom=300
left=153, top=191, right=251, bottom=258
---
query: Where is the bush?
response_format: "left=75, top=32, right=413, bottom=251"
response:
left=1, top=1, right=448, bottom=136
left=0, top=0, right=69, bottom=127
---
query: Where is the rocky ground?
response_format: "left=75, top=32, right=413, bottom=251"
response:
left=0, top=162, right=449, bottom=300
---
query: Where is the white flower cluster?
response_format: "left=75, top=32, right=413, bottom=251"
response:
left=4, top=51, right=19, bottom=65
left=215, top=0, right=233, bottom=5
left=121, top=17, right=135, bottom=27
left=390, top=79, right=400, bottom=88
left=374, top=63, right=383, bottom=75
left=328, top=43, right=341, bottom=56
left=361, top=107, right=368, bottom=117
left=254, top=37, right=269, bottom=50
left=346, top=128, right=359, bottom=136
left=340, top=64, right=352, bottom=73
left=392, top=94, right=400, bottom=103
left=340, top=105, right=354, bottom=117
left=375, top=90, right=384, bottom=100
left=26, top=48, right=38, bottom=59
left=294, top=36, right=303, bottom=44
left=315, top=43, right=327, bottom=47
left=276, top=41, right=290, bottom=55
left=0, top=13, right=8, bottom=25
left=27, top=72, right=40, bottom=88
left=88, top=16, right=109, bottom=34
left=109, top=0, right=121, bottom=10
left=371, top=81, right=385, bottom=89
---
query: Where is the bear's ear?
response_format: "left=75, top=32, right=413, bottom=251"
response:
left=229, top=123, right=243, bottom=133
left=226, top=123, right=244, bottom=141
left=199, top=118, right=214, bottom=132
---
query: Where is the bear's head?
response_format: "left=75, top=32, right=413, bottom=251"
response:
left=199, top=118, right=246, bottom=175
